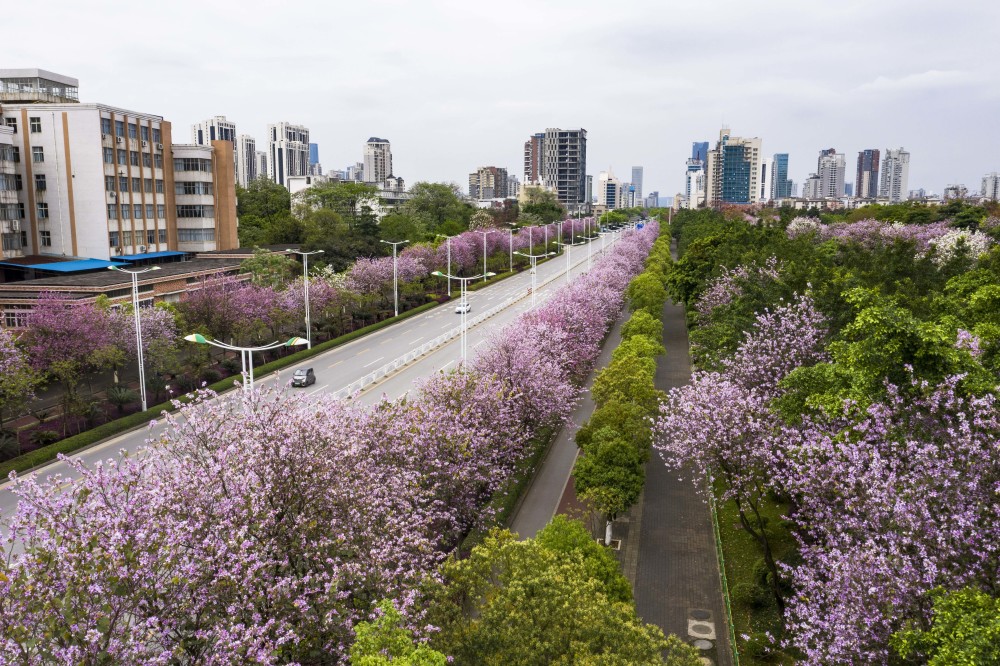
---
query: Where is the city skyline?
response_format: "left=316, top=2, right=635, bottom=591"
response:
left=5, top=0, right=999, bottom=198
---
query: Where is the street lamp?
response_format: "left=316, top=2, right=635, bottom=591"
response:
left=515, top=250, right=555, bottom=307
left=476, top=230, right=496, bottom=282
left=380, top=239, right=409, bottom=317
left=431, top=270, right=494, bottom=363
left=553, top=238, right=586, bottom=285
left=183, top=334, right=308, bottom=388
left=285, top=249, right=324, bottom=349
left=108, top=264, right=160, bottom=411
left=434, top=233, right=456, bottom=297
left=506, top=224, right=515, bottom=273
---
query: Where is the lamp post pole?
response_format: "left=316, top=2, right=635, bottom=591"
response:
left=431, top=270, right=493, bottom=363
left=477, top=231, right=493, bottom=282
left=183, top=334, right=308, bottom=388
left=108, top=264, right=160, bottom=411
left=380, top=239, right=409, bottom=317
left=285, top=249, right=324, bottom=348
left=515, top=251, right=555, bottom=307
left=435, top=234, right=454, bottom=297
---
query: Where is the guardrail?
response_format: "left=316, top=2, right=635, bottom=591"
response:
left=330, top=239, right=612, bottom=400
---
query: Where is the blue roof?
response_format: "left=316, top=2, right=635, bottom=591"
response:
left=118, top=251, right=186, bottom=261
left=17, top=259, right=129, bottom=273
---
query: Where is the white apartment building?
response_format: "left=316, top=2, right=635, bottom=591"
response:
left=1, top=126, right=21, bottom=259
left=0, top=69, right=237, bottom=261
left=596, top=170, right=623, bottom=209
left=172, top=143, right=238, bottom=252
left=268, top=122, right=309, bottom=188
left=255, top=150, right=268, bottom=183
left=705, top=127, right=762, bottom=205
left=683, top=159, right=705, bottom=210
left=191, top=115, right=235, bottom=147
left=759, top=156, right=773, bottom=203
left=235, top=134, right=257, bottom=188
left=818, top=151, right=846, bottom=198
left=879, top=147, right=910, bottom=203
left=982, top=172, right=1000, bottom=201
left=364, top=137, right=392, bottom=184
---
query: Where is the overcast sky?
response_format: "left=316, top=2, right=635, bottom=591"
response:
left=8, top=0, right=1000, bottom=198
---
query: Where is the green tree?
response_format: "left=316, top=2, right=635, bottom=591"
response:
left=534, top=516, right=632, bottom=603
left=425, top=529, right=687, bottom=665
left=239, top=248, right=299, bottom=288
left=627, top=273, right=668, bottom=318
left=573, top=427, right=645, bottom=545
left=350, top=600, right=447, bottom=666
left=236, top=179, right=302, bottom=247
left=298, top=181, right=381, bottom=231
left=621, top=310, right=663, bottom=344
left=520, top=187, right=566, bottom=223
left=379, top=211, right=427, bottom=244
left=891, top=587, right=1000, bottom=665
left=400, top=182, right=474, bottom=235
left=591, top=354, right=662, bottom=414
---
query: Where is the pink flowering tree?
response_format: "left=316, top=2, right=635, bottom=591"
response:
left=0, top=329, right=40, bottom=435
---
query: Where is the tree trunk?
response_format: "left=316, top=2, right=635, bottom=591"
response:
left=735, top=496, right=785, bottom=615
left=605, top=519, right=613, bottom=546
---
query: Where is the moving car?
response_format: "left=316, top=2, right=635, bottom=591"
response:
left=455, top=301, right=472, bottom=314
left=291, top=367, right=316, bottom=387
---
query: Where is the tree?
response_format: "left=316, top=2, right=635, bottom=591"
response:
left=467, top=209, right=498, bottom=231
left=238, top=247, right=299, bottom=288
left=620, top=309, right=662, bottom=343
left=236, top=179, right=301, bottom=247
left=400, top=182, right=473, bottom=235
left=298, top=180, right=381, bottom=231
left=0, top=329, right=40, bottom=433
left=350, top=600, right=447, bottom=666
left=520, top=187, right=565, bottom=223
left=626, top=272, right=668, bottom=318
left=573, top=427, right=645, bottom=545
left=891, top=587, right=1000, bottom=665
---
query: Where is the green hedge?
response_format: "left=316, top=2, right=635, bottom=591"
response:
left=0, top=300, right=444, bottom=480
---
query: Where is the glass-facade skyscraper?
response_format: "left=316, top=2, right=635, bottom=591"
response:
left=771, top=153, right=792, bottom=199
left=692, top=141, right=709, bottom=163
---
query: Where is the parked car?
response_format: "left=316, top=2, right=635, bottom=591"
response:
left=291, top=368, right=316, bottom=387
left=455, top=301, right=472, bottom=314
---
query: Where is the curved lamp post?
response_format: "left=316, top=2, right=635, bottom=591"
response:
left=108, top=264, right=160, bottom=411
left=380, top=239, right=409, bottom=317
left=285, top=249, right=324, bottom=348
left=553, top=238, right=587, bottom=285
left=183, top=334, right=307, bottom=388
left=431, top=270, right=494, bottom=363
left=434, top=233, right=455, bottom=297
left=514, top=250, right=555, bottom=307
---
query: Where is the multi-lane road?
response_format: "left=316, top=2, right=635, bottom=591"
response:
left=0, top=235, right=618, bottom=527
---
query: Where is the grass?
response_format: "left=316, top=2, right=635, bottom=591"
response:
left=714, top=480, right=798, bottom=664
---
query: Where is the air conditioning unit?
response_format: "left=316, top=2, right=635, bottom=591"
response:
left=116, top=137, right=123, bottom=144
left=141, top=140, right=148, bottom=147
left=109, top=191, right=116, bottom=199
left=138, top=245, right=147, bottom=253
left=115, top=247, right=123, bottom=255
left=155, top=143, right=163, bottom=150
left=102, top=133, right=108, bottom=140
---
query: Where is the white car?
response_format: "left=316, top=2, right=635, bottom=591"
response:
left=455, top=301, right=472, bottom=314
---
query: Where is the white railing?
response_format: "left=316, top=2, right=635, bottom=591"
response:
left=331, top=241, right=606, bottom=400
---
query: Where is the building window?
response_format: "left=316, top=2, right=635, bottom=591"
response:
left=9, top=146, right=18, bottom=163
left=103, top=147, right=114, bottom=164
left=140, top=125, right=149, bottom=142
left=121, top=203, right=130, bottom=219
left=36, top=202, right=48, bottom=219
left=134, top=204, right=142, bottom=218
left=117, top=149, right=127, bottom=166
left=146, top=229, right=155, bottom=245
left=105, top=175, right=115, bottom=191
left=158, top=228, right=167, bottom=243
left=32, top=146, right=44, bottom=163
left=107, top=204, right=118, bottom=220
left=177, top=228, right=215, bottom=242
left=115, top=120, right=124, bottom=137
left=175, top=181, right=213, bottom=195
left=144, top=178, right=153, bottom=193
left=3, top=307, right=31, bottom=329
left=173, top=158, right=213, bottom=172
left=128, top=123, right=137, bottom=139
left=130, top=151, right=139, bottom=167
left=4, top=118, right=17, bottom=134
left=29, top=117, right=42, bottom=133
left=119, top=175, right=128, bottom=191
left=155, top=179, right=164, bottom=193
left=145, top=204, right=154, bottom=218
left=39, top=230, right=51, bottom=247
left=156, top=204, right=165, bottom=218
left=109, top=231, right=120, bottom=247
left=152, top=128, right=161, bottom=143
left=131, top=177, right=141, bottom=192
left=101, top=117, right=112, bottom=135
left=154, top=153, right=163, bottom=169
left=122, top=230, right=133, bottom=246
left=34, top=174, right=46, bottom=191
left=176, top=204, right=214, bottom=218
left=142, top=153, right=152, bottom=168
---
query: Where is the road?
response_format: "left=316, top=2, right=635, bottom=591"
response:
left=0, top=234, right=619, bottom=528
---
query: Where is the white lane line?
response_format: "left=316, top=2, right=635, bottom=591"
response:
left=410, top=336, right=424, bottom=344
left=440, top=360, right=455, bottom=371
left=308, top=384, right=328, bottom=395
left=328, top=359, right=343, bottom=369
left=363, top=356, right=384, bottom=368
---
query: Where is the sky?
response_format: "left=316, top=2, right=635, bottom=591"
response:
left=7, top=0, right=1000, bottom=199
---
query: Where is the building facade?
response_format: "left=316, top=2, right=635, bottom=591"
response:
left=705, top=127, right=762, bottom=205
left=523, top=128, right=587, bottom=205
left=191, top=115, right=235, bottom=148
left=691, top=141, right=709, bottom=163
left=469, top=166, right=509, bottom=200
left=982, top=172, right=1000, bottom=201
left=363, top=137, right=392, bottom=184
left=254, top=150, right=268, bottom=182
left=235, top=134, right=257, bottom=188
left=523, top=132, right=544, bottom=184
left=0, top=126, right=21, bottom=259
left=856, top=149, right=880, bottom=199
left=267, top=122, right=309, bottom=188
left=631, top=166, right=643, bottom=202
left=770, top=153, right=792, bottom=199
left=817, top=149, right=846, bottom=198
left=596, top=170, right=622, bottom=209
left=684, top=159, right=706, bottom=209
left=879, top=147, right=910, bottom=203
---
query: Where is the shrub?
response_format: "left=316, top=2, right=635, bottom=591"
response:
left=732, top=581, right=771, bottom=610
left=201, top=368, right=222, bottom=384
left=29, top=430, right=60, bottom=447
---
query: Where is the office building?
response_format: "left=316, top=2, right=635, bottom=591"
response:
left=469, top=166, right=509, bottom=200
left=770, top=153, right=792, bottom=199
left=267, top=122, right=309, bottom=189
left=0, top=68, right=237, bottom=261
left=845, top=183, right=854, bottom=196
left=879, top=147, right=910, bottom=203
left=191, top=115, right=235, bottom=148
left=1, top=126, right=20, bottom=259
left=943, top=184, right=968, bottom=200
left=508, top=174, right=521, bottom=199
left=631, top=166, right=643, bottom=202
left=817, top=149, right=846, bottom=198
left=644, top=191, right=659, bottom=208
left=523, top=128, right=587, bottom=205
left=856, top=149, right=880, bottom=199
left=346, top=162, right=364, bottom=182
left=234, top=135, right=257, bottom=188
left=705, top=127, right=762, bottom=205
left=684, top=159, right=706, bottom=209
left=596, top=170, right=622, bottom=209
left=254, top=150, right=268, bottom=182
left=983, top=173, right=1000, bottom=201
left=692, top=141, right=709, bottom=163
left=308, top=142, right=322, bottom=176
left=802, top=174, right=822, bottom=199
left=363, top=137, right=392, bottom=184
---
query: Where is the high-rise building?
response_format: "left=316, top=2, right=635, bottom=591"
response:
left=943, top=184, right=968, bottom=200
left=759, top=156, right=773, bottom=202
left=692, top=141, right=709, bottom=163
left=586, top=174, right=593, bottom=204
left=802, top=174, right=822, bottom=199
left=684, top=159, right=706, bottom=209
left=469, top=166, right=509, bottom=200
left=596, top=170, right=622, bottom=209
left=363, top=137, right=392, bottom=184
left=254, top=150, right=268, bottom=182
left=770, top=153, right=792, bottom=199
left=631, top=166, right=643, bottom=202
left=817, top=149, right=846, bottom=198
left=644, top=191, right=659, bottom=208
left=508, top=174, right=521, bottom=199
left=523, top=128, right=587, bottom=205
left=856, top=149, right=880, bottom=199
left=0, top=68, right=237, bottom=259
left=845, top=183, right=854, bottom=196
left=879, top=147, right=910, bottom=203
left=308, top=142, right=322, bottom=176
left=983, top=173, right=1000, bottom=201
left=267, top=122, right=309, bottom=189
left=705, top=127, right=762, bottom=205
left=191, top=115, right=235, bottom=148
left=235, top=135, right=257, bottom=188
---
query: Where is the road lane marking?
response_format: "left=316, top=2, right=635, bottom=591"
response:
left=328, top=360, right=343, bottom=369
left=410, top=336, right=424, bottom=343
left=308, top=384, right=328, bottom=395
left=363, top=356, right=384, bottom=368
